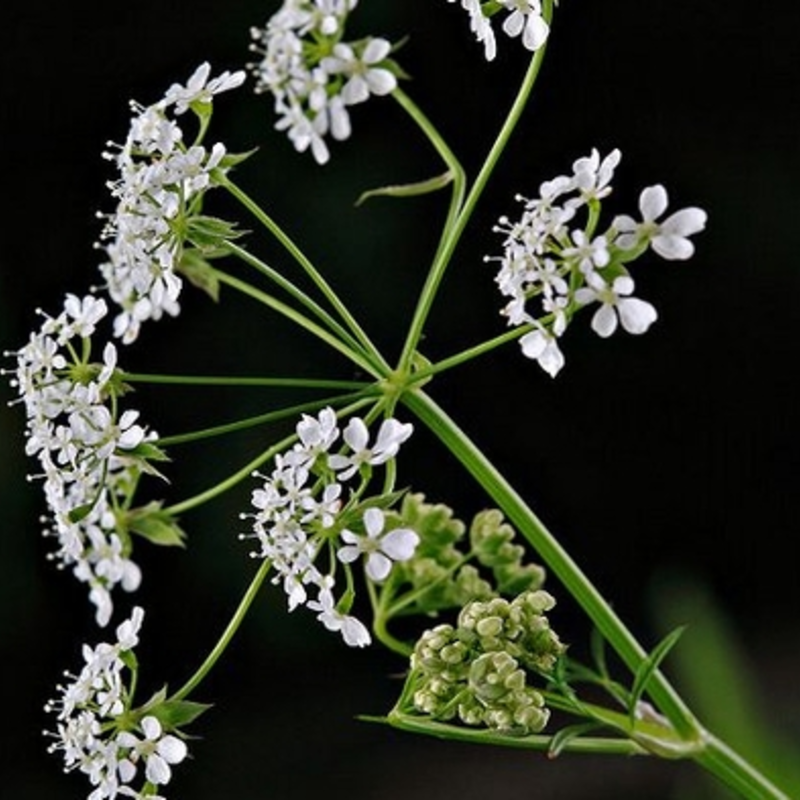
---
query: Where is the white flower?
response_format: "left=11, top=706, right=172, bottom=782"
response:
left=9, top=295, right=151, bottom=622
left=249, top=2, right=393, bottom=163
left=519, top=325, right=565, bottom=377
left=613, top=184, right=708, bottom=260
left=570, top=148, right=621, bottom=205
left=98, top=65, right=238, bottom=343
left=499, top=0, right=550, bottom=52
left=292, top=406, right=340, bottom=467
left=575, top=273, right=658, bottom=337
left=321, top=38, right=397, bottom=105
left=308, top=581, right=371, bottom=647
left=45, top=607, right=153, bottom=795
left=117, top=715, right=188, bottom=787
left=328, top=416, right=414, bottom=480
left=447, top=0, right=497, bottom=61
left=562, top=229, right=610, bottom=274
left=337, top=507, right=420, bottom=581
left=162, top=61, right=246, bottom=114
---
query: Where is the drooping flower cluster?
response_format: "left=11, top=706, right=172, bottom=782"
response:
left=98, top=62, right=245, bottom=344
left=487, top=148, right=708, bottom=376
left=446, top=0, right=553, bottom=61
left=242, top=406, right=419, bottom=646
left=248, top=0, right=399, bottom=164
left=407, top=590, right=564, bottom=734
left=5, top=294, right=159, bottom=626
left=44, top=607, right=189, bottom=799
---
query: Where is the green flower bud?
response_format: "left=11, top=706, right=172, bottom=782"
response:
left=396, top=493, right=465, bottom=559
left=493, top=561, right=546, bottom=595
left=469, top=651, right=526, bottom=703
left=470, top=508, right=525, bottom=567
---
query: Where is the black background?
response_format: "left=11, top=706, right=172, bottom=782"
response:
left=2, top=3, right=799, bottom=799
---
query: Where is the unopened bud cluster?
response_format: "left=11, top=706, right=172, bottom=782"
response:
left=409, top=590, right=564, bottom=735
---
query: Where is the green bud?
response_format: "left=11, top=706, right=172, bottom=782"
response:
left=397, top=493, right=465, bottom=558
left=470, top=508, right=524, bottom=567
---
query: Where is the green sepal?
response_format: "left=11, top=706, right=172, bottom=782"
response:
left=149, top=697, right=213, bottom=730
left=126, top=501, right=187, bottom=548
left=355, top=170, right=454, bottom=207
left=217, top=147, right=259, bottom=170
left=118, top=440, right=171, bottom=481
left=123, top=440, right=170, bottom=463
left=119, top=647, right=139, bottom=674
left=68, top=501, right=95, bottom=524
left=186, top=215, right=245, bottom=250
left=136, top=685, right=212, bottom=730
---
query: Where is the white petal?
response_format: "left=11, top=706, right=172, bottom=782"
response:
left=618, top=298, right=658, bottom=334
left=519, top=329, right=547, bottom=359
left=592, top=304, right=618, bottom=338
left=661, top=207, right=708, bottom=237
left=639, top=184, right=668, bottom=221
left=158, top=735, right=188, bottom=765
left=363, top=38, right=392, bottom=64
left=363, top=506, right=385, bottom=538
left=141, top=716, right=162, bottom=740
left=380, top=528, right=420, bottom=561
left=341, top=616, right=371, bottom=647
left=538, top=340, right=565, bottom=377
left=366, top=552, right=392, bottom=581
left=651, top=234, right=695, bottom=260
left=523, top=14, right=549, bottom=51
left=145, top=753, right=171, bottom=785
left=365, top=68, right=397, bottom=96
left=336, top=544, right=361, bottom=564
left=612, top=275, right=635, bottom=296
left=343, top=417, right=369, bottom=452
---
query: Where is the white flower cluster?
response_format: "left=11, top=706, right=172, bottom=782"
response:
left=45, top=607, right=188, bottom=800
left=6, top=294, right=150, bottom=625
left=446, top=0, right=553, bottom=61
left=487, top=148, right=708, bottom=377
left=98, top=63, right=245, bottom=344
left=248, top=0, right=398, bottom=164
left=243, top=406, right=419, bottom=647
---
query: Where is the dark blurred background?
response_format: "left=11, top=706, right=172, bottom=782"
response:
left=2, top=2, right=799, bottom=798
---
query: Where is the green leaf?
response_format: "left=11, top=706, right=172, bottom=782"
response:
left=355, top=170, right=454, bottom=207
left=628, top=625, right=686, bottom=721
left=127, top=501, right=186, bottom=547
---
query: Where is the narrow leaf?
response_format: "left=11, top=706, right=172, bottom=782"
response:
left=355, top=170, right=454, bottom=206
left=547, top=722, right=603, bottom=758
left=629, top=625, right=686, bottom=719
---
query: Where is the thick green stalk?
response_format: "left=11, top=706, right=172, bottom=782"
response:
left=696, top=735, right=792, bottom=800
